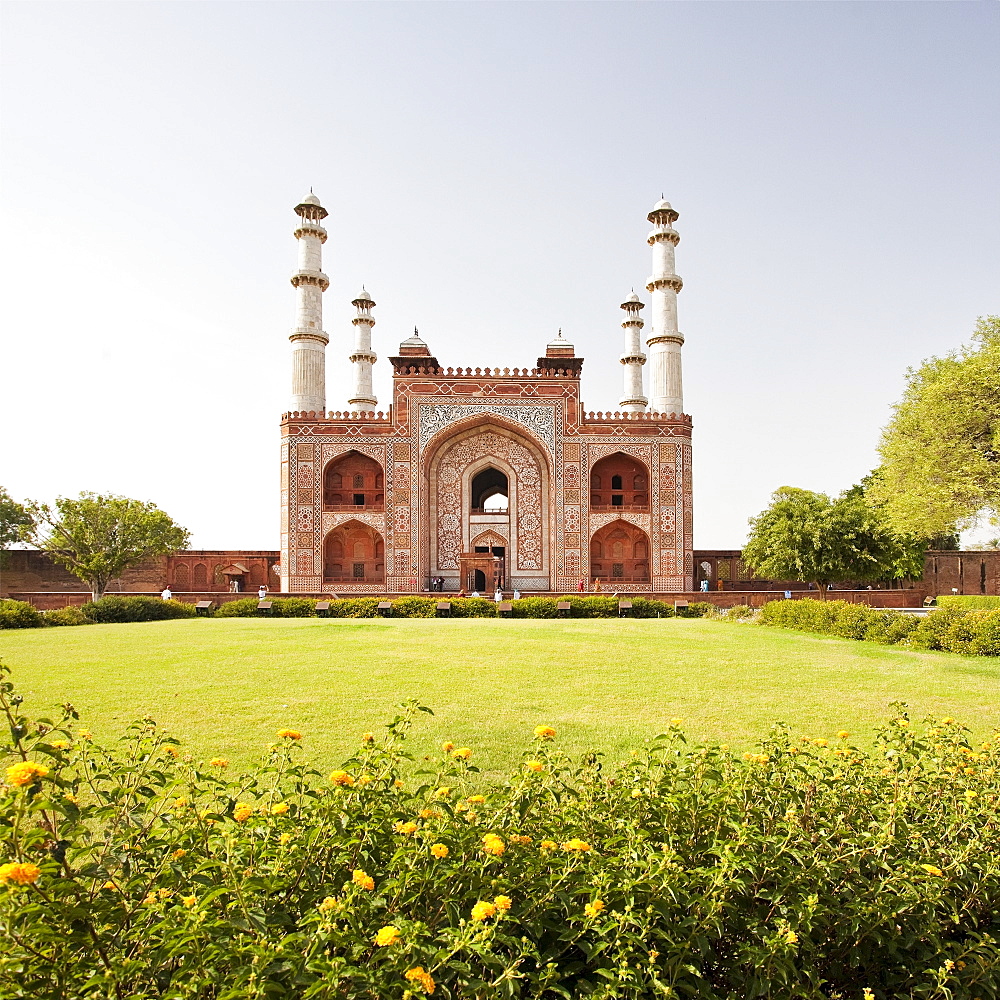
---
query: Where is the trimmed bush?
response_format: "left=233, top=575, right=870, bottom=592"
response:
left=1, top=666, right=998, bottom=998
left=448, top=597, right=498, bottom=618
left=388, top=596, right=438, bottom=618
left=213, top=597, right=260, bottom=617
left=41, top=606, right=93, bottom=627
left=325, top=598, right=381, bottom=618
left=81, top=595, right=197, bottom=623
left=509, top=597, right=558, bottom=618
left=215, top=597, right=317, bottom=618
left=0, top=599, right=43, bottom=629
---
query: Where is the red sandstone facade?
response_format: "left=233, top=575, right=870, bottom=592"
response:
left=279, top=340, right=695, bottom=594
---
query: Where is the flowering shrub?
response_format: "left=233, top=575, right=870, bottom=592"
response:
left=1, top=662, right=998, bottom=998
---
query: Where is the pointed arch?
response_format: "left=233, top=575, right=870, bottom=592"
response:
left=589, top=452, right=649, bottom=510
left=590, top=520, right=650, bottom=583
left=324, top=520, right=385, bottom=585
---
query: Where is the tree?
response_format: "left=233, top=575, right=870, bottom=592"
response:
left=25, top=493, right=190, bottom=600
left=869, top=316, right=1000, bottom=536
left=0, top=487, right=33, bottom=550
left=742, top=483, right=929, bottom=596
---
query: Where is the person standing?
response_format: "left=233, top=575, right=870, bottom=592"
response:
left=494, top=587, right=503, bottom=603
left=258, top=584, right=267, bottom=600
left=160, top=586, right=172, bottom=601
left=577, top=578, right=585, bottom=593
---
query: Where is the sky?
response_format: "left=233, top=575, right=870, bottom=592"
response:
left=1, top=1, right=997, bottom=550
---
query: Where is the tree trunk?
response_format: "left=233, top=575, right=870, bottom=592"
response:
left=90, top=579, right=107, bottom=602
left=815, top=581, right=827, bottom=601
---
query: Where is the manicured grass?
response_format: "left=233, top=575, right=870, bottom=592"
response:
left=1, top=618, right=998, bottom=774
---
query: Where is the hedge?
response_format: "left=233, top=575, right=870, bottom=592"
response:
left=758, top=598, right=1000, bottom=656
left=0, top=595, right=715, bottom=630
left=1, top=664, right=998, bottom=998
left=81, top=595, right=198, bottom=624
left=937, top=595, right=1000, bottom=611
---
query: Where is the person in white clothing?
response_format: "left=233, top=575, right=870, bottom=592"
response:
left=258, top=585, right=267, bottom=599
left=160, top=587, right=172, bottom=601
left=513, top=589, right=521, bottom=600
left=494, top=587, right=503, bottom=602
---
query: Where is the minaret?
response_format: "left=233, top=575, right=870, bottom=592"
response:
left=645, top=198, right=684, bottom=414
left=289, top=192, right=329, bottom=414
left=348, top=289, right=377, bottom=412
left=618, top=293, right=647, bottom=413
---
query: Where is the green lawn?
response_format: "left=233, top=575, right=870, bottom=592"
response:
left=1, top=618, right=997, bottom=774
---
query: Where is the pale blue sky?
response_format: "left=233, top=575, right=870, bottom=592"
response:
left=1, top=1, right=997, bottom=549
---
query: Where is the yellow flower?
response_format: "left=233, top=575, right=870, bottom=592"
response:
left=481, top=834, right=505, bottom=856
left=318, top=896, right=341, bottom=914
left=357, top=773, right=374, bottom=786
left=394, top=821, right=419, bottom=836
left=0, top=862, right=41, bottom=885
left=6, top=761, right=49, bottom=788
left=540, top=840, right=557, bottom=851
left=394, top=779, right=404, bottom=789
left=374, top=925, right=401, bottom=946
left=836, top=730, right=850, bottom=740
left=452, top=747, right=472, bottom=760
left=493, top=894, right=512, bottom=912
left=419, top=808, right=440, bottom=819
left=812, top=739, right=828, bottom=748
left=509, top=834, right=531, bottom=845
left=441, top=741, right=455, bottom=752
left=49, top=740, right=70, bottom=750
left=182, top=894, right=197, bottom=908
left=63, top=794, right=79, bottom=805
left=276, top=729, right=302, bottom=740
left=964, top=790, right=978, bottom=800
left=233, top=803, right=253, bottom=823
left=78, top=730, right=92, bottom=740
left=784, top=930, right=798, bottom=945
left=467, top=794, right=486, bottom=804
left=361, top=731, right=375, bottom=743
left=209, top=758, right=228, bottom=768
left=352, top=869, right=375, bottom=891
left=271, top=802, right=290, bottom=815
left=102, top=880, right=118, bottom=890
left=471, top=900, right=496, bottom=921
left=525, top=760, right=544, bottom=772
left=561, top=838, right=592, bottom=852
left=670, top=717, right=684, bottom=726
left=171, top=848, right=187, bottom=860
left=430, top=843, right=449, bottom=858
left=433, top=786, right=451, bottom=799
left=584, top=899, right=605, bottom=918
left=164, top=746, right=180, bottom=759
left=534, top=725, right=556, bottom=740
left=941, top=717, right=955, bottom=725
left=920, top=864, right=944, bottom=876
left=329, top=770, right=355, bottom=787
left=405, top=966, right=436, bottom=994
left=172, top=797, right=189, bottom=810
left=279, top=833, right=292, bottom=845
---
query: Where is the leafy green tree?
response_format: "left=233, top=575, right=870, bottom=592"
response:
left=0, top=487, right=32, bottom=550
left=25, top=493, right=190, bottom=600
left=870, top=316, right=1000, bottom=536
left=742, top=483, right=929, bottom=596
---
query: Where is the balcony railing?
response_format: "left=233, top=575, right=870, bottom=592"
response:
left=589, top=504, right=649, bottom=513
left=323, top=502, right=385, bottom=512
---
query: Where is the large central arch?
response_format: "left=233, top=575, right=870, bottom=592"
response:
left=424, top=417, right=550, bottom=589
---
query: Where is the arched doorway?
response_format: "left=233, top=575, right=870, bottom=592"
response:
left=590, top=520, right=650, bottom=583
left=324, top=451, right=384, bottom=511
left=323, top=520, right=385, bottom=585
left=590, top=453, right=649, bottom=510
left=471, top=468, right=509, bottom=512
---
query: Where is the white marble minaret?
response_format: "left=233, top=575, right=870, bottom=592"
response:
left=348, top=289, right=377, bottom=412
left=645, top=198, right=684, bottom=414
left=619, top=292, right=647, bottom=413
left=289, top=192, right=329, bottom=414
